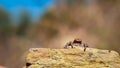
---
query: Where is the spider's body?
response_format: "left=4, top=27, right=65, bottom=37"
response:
left=64, top=38, right=83, bottom=49
left=64, top=38, right=89, bottom=52
left=73, top=38, right=82, bottom=44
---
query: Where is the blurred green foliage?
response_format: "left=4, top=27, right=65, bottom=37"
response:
left=0, top=8, right=12, bottom=37
left=66, top=0, right=84, bottom=5
left=16, top=11, right=31, bottom=36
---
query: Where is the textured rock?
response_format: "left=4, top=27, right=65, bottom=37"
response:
left=24, top=47, right=120, bottom=68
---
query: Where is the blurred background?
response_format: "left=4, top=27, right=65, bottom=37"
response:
left=0, top=0, right=120, bottom=68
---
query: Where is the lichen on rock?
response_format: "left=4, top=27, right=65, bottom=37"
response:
left=24, top=47, right=120, bottom=68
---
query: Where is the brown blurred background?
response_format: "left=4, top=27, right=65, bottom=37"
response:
left=0, top=0, right=120, bottom=68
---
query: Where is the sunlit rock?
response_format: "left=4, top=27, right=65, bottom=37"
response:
left=24, top=47, right=120, bottom=68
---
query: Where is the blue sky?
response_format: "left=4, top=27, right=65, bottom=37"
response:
left=0, top=0, right=55, bottom=22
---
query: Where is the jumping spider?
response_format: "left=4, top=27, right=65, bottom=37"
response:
left=73, top=38, right=82, bottom=45
left=64, top=38, right=83, bottom=49
left=64, top=38, right=89, bottom=52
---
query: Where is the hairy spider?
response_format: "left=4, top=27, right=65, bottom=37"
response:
left=64, top=38, right=89, bottom=50
left=73, top=38, right=82, bottom=44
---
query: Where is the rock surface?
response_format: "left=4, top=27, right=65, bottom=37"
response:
left=24, top=47, right=120, bottom=68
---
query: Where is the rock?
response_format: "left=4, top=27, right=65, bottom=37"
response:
left=24, top=47, right=120, bottom=68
